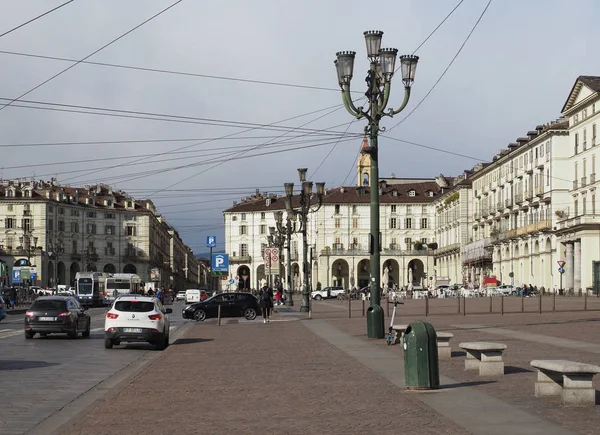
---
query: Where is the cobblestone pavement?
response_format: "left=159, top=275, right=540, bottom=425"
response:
left=60, top=317, right=468, bottom=435
left=325, top=300, right=600, bottom=435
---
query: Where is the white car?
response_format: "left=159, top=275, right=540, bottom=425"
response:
left=104, top=295, right=172, bottom=350
left=496, top=285, right=518, bottom=296
left=175, top=290, right=187, bottom=301
left=310, top=286, right=345, bottom=300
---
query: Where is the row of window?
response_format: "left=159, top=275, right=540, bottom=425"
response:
left=45, top=219, right=138, bottom=236
left=574, top=124, right=597, bottom=154
left=0, top=236, right=138, bottom=256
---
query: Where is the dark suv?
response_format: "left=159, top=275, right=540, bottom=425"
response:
left=24, top=296, right=91, bottom=339
left=182, top=292, right=259, bottom=321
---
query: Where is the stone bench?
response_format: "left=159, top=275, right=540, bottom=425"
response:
left=390, top=324, right=408, bottom=345
left=531, top=360, right=600, bottom=406
left=459, top=342, right=507, bottom=376
left=436, top=332, right=454, bottom=359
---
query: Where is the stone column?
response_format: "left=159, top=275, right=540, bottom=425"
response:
left=566, top=242, right=574, bottom=291
left=574, top=240, right=582, bottom=293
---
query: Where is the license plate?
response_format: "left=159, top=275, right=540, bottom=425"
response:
left=39, top=317, right=56, bottom=321
left=123, top=328, right=143, bottom=333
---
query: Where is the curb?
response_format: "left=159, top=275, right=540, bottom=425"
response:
left=7, top=309, right=27, bottom=316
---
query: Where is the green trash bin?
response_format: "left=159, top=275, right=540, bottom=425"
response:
left=366, top=304, right=385, bottom=338
left=403, top=321, right=440, bottom=390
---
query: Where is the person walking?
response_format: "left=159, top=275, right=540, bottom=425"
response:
left=259, top=283, right=273, bottom=323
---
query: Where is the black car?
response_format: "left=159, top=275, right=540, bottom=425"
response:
left=24, top=296, right=91, bottom=339
left=182, top=292, right=259, bottom=321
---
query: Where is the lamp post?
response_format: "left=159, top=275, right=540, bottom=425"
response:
left=19, top=234, right=39, bottom=289
left=48, top=239, right=64, bottom=288
left=335, top=30, right=419, bottom=338
left=284, top=169, right=325, bottom=313
left=274, top=211, right=295, bottom=306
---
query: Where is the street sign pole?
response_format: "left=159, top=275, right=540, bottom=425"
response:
left=557, top=260, right=566, bottom=295
left=209, top=246, right=213, bottom=293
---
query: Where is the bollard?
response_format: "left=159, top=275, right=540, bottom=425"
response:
left=387, top=298, right=390, bottom=317
left=458, top=296, right=461, bottom=314
left=463, top=296, right=466, bottom=316
left=585, top=291, right=588, bottom=310
left=538, top=293, right=542, bottom=314
left=501, top=295, right=504, bottom=315
left=553, top=292, right=556, bottom=311
left=521, top=295, right=524, bottom=312
left=425, top=296, right=429, bottom=316
left=217, top=304, right=221, bottom=326
left=348, top=296, right=352, bottom=318
left=489, top=296, right=492, bottom=313
left=362, top=298, right=365, bottom=316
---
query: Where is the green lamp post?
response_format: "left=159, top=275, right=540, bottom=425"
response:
left=335, top=30, right=419, bottom=338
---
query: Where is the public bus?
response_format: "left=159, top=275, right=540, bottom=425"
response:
left=104, top=273, right=142, bottom=305
left=75, top=272, right=109, bottom=307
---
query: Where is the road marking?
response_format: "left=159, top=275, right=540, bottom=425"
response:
left=0, top=330, right=23, bottom=339
left=0, top=328, right=13, bottom=332
left=91, top=327, right=104, bottom=332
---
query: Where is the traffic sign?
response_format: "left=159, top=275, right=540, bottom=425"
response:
left=212, top=253, right=229, bottom=272
left=12, top=269, right=21, bottom=284
left=268, top=248, right=280, bottom=275
left=206, top=236, right=217, bottom=248
left=264, top=248, right=272, bottom=269
left=229, top=279, right=235, bottom=284
left=557, top=260, right=566, bottom=268
left=558, top=267, right=565, bottom=274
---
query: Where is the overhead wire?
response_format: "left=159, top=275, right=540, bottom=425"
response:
left=0, top=1, right=76, bottom=39
left=387, top=0, right=493, bottom=132
left=0, top=49, right=341, bottom=93
left=0, top=0, right=184, bottom=113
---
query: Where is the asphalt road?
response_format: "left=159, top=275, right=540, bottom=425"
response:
left=0, top=300, right=191, bottom=435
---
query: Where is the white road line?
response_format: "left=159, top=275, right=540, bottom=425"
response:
left=0, top=330, right=23, bottom=339
left=91, top=327, right=104, bottom=332
left=0, top=329, right=13, bottom=332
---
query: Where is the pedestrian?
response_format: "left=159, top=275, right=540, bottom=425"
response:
left=259, top=283, right=273, bottom=323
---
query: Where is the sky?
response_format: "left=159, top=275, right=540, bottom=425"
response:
left=0, top=0, right=599, bottom=256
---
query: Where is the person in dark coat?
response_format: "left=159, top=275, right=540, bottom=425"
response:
left=259, top=283, right=273, bottom=323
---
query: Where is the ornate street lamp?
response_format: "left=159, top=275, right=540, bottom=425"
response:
left=335, top=30, right=419, bottom=338
left=274, top=211, right=295, bottom=306
left=48, top=239, right=64, bottom=287
left=284, top=169, right=325, bottom=312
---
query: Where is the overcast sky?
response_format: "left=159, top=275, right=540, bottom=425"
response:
left=1, top=0, right=598, bottom=255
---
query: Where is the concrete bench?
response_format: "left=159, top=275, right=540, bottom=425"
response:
left=459, top=342, right=507, bottom=376
left=390, top=324, right=408, bottom=345
left=436, top=332, right=454, bottom=359
left=531, top=360, right=600, bottom=406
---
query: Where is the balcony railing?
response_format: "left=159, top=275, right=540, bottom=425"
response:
left=591, top=173, right=596, bottom=184
left=525, top=188, right=534, bottom=200
left=321, top=248, right=369, bottom=256
left=505, top=198, right=513, bottom=208
left=230, top=255, right=252, bottom=263
left=497, top=201, right=503, bottom=211
left=535, top=185, right=544, bottom=196
left=581, top=176, right=587, bottom=188
left=573, top=180, right=578, bottom=190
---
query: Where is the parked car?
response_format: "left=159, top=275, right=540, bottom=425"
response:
left=182, top=292, right=259, bottom=321
left=175, top=290, right=187, bottom=301
left=24, top=296, right=91, bottom=339
left=310, top=286, right=344, bottom=300
left=104, top=295, right=172, bottom=350
left=496, top=285, right=518, bottom=296
left=0, top=296, right=6, bottom=322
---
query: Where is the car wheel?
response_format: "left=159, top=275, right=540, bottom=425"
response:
left=512, top=291, right=517, bottom=296
left=82, top=322, right=91, bottom=338
left=315, top=295, right=322, bottom=301
left=104, top=337, right=113, bottom=349
left=244, top=307, right=257, bottom=320
left=67, top=330, right=77, bottom=339
left=25, top=331, right=35, bottom=340
left=193, top=309, right=206, bottom=322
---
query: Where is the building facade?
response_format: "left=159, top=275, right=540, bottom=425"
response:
left=0, top=180, right=199, bottom=290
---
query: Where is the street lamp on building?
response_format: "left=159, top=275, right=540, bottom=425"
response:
left=284, top=168, right=325, bottom=313
left=274, top=211, right=295, bottom=306
left=335, top=31, right=419, bottom=338
left=48, top=240, right=64, bottom=287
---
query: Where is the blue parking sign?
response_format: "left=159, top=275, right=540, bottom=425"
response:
left=212, top=254, right=229, bottom=272
left=207, top=236, right=216, bottom=248
left=12, top=269, right=21, bottom=284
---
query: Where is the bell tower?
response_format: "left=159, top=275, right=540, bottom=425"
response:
left=357, top=136, right=371, bottom=187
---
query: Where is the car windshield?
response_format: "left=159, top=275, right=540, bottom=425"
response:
left=114, top=301, right=155, bottom=312
left=31, top=299, right=67, bottom=311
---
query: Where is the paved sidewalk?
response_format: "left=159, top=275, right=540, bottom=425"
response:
left=59, top=318, right=466, bottom=435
